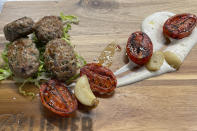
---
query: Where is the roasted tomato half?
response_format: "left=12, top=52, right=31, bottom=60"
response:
left=80, top=63, right=117, bottom=94
left=163, top=13, right=197, bottom=39
left=126, top=31, right=153, bottom=65
left=40, top=79, right=78, bottom=116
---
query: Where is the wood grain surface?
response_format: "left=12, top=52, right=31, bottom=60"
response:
left=1, top=0, right=197, bottom=131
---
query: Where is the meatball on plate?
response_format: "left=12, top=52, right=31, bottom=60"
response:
left=44, top=39, right=77, bottom=81
left=33, top=16, right=64, bottom=44
left=7, top=38, right=40, bottom=78
left=3, top=17, right=34, bottom=42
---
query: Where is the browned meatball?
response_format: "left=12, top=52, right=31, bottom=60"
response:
left=7, top=38, right=40, bottom=78
left=44, top=39, right=77, bottom=81
left=3, top=17, right=34, bottom=42
left=33, top=16, right=64, bottom=44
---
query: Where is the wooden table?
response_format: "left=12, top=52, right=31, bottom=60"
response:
left=1, top=0, right=197, bottom=130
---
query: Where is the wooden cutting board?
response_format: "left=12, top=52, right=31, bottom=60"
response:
left=1, top=0, right=197, bottom=130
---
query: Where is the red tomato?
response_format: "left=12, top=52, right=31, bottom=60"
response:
left=80, top=63, right=117, bottom=94
left=40, top=79, right=78, bottom=116
left=163, top=13, right=197, bottom=39
left=126, top=31, right=153, bottom=65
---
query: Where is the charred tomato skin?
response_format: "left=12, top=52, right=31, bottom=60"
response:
left=126, top=31, right=153, bottom=65
left=40, top=80, right=78, bottom=116
left=80, top=63, right=117, bottom=94
left=163, top=13, right=197, bottom=39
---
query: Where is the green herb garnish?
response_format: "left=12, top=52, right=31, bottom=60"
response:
left=0, top=43, right=12, bottom=81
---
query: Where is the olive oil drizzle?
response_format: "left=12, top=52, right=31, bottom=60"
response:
left=98, top=42, right=121, bottom=67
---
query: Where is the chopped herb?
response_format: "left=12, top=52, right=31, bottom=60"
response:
left=60, top=12, right=79, bottom=45
left=0, top=68, right=12, bottom=80
left=0, top=43, right=12, bottom=80
left=17, top=78, right=35, bottom=97
left=76, top=53, right=87, bottom=68
left=60, top=12, right=79, bottom=25
left=66, top=73, right=80, bottom=85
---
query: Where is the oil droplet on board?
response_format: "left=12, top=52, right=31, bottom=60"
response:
left=98, top=41, right=121, bottom=67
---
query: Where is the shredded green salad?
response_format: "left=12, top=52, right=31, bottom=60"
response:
left=0, top=13, right=86, bottom=97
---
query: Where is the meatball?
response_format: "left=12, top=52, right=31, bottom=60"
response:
left=7, top=38, right=40, bottom=78
left=33, top=16, right=64, bottom=44
left=4, top=17, right=34, bottom=42
left=44, top=39, right=77, bottom=81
